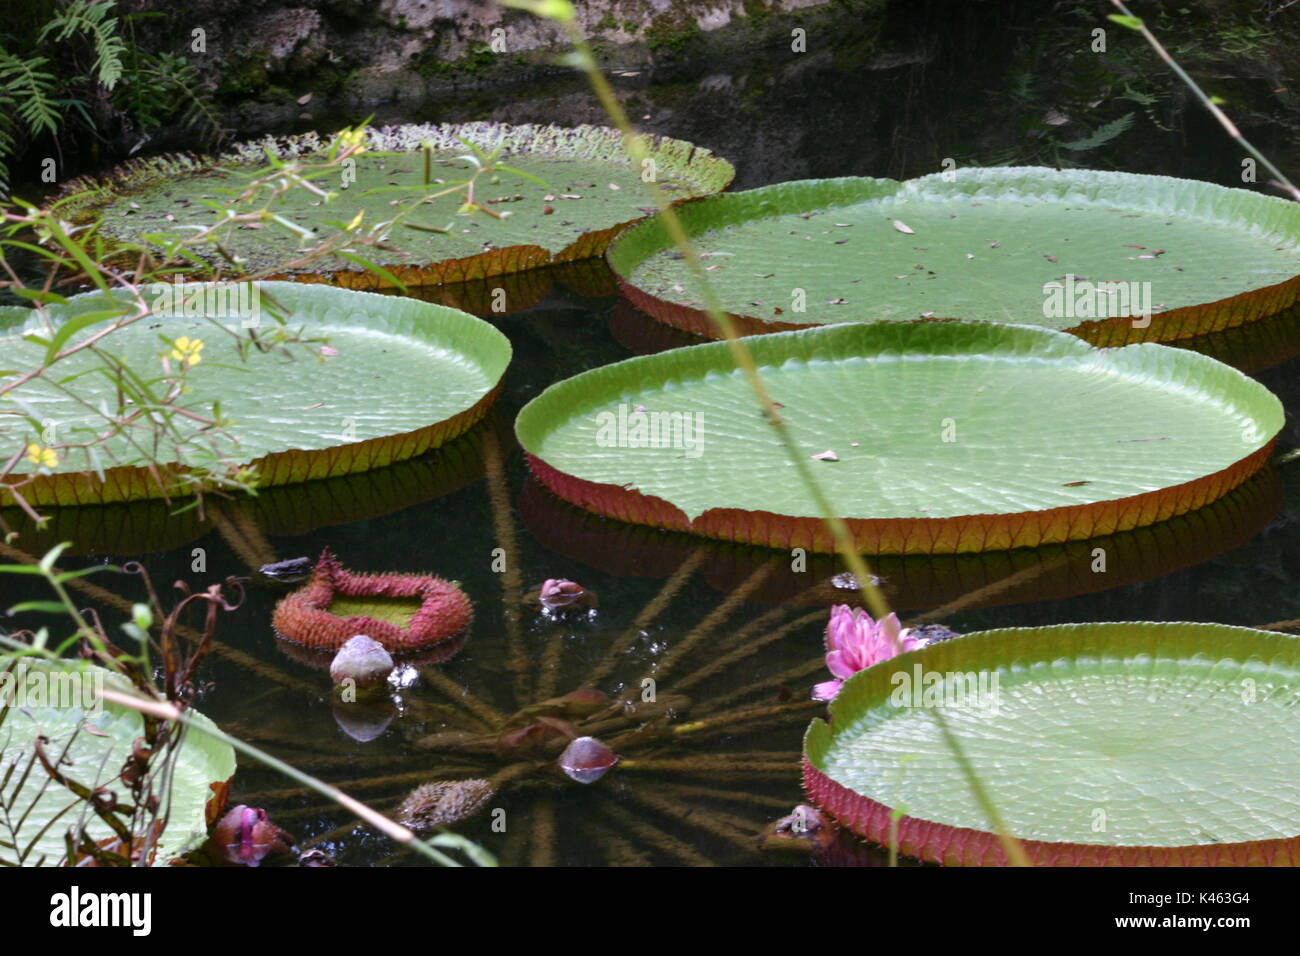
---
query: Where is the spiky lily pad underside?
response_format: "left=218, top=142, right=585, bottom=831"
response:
left=803, top=622, right=1300, bottom=866
left=514, top=320, right=1282, bottom=555
left=57, top=123, right=734, bottom=289
left=607, top=167, right=1300, bottom=345
left=271, top=548, right=473, bottom=654
left=0, top=282, right=511, bottom=507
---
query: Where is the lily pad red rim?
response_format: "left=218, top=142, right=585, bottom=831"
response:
left=606, top=167, right=1300, bottom=346
left=516, top=320, right=1284, bottom=555
left=802, top=621, right=1300, bottom=866
left=0, top=282, right=512, bottom=508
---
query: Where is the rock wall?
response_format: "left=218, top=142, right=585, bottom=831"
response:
left=124, top=0, right=886, bottom=135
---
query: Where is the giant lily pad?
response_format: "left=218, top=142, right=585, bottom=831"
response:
left=57, top=123, right=734, bottom=289
left=514, top=321, right=1282, bottom=554
left=803, top=622, right=1300, bottom=866
left=607, top=167, right=1300, bottom=345
left=0, top=282, right=511, bottom=506
left=0, top=659, right=235, bottom=865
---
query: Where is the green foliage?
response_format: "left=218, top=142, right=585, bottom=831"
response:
left=0, top=122, right=539, bottom=521
left=1058, top=111, right=1135, bottom=151
left=0, top=53, right=61, bottom=139
left=0, top=1, right=220, bottom=192
left=38, top=1, right=127, bottom=90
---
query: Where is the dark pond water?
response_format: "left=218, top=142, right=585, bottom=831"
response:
left=4, top=3, right=1300, bottom=866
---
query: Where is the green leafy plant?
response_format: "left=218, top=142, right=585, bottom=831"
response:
left=0, top=1, right=222, bottom=192
left=607, top=167, right=1300, bottom=344
left=55, top=123, right=733, bottom=287
left=0, top=282, right=512, bottom=508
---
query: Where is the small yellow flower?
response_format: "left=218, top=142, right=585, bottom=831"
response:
left=337, top=127, right=367, bottom=154
left=170, top=336, right=204, bottom=368
left=26, top=443, right=58, bottom=468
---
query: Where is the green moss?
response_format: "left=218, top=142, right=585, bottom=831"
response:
left=216, top=60, right=270, bottom=98
left=742, top=0, right=773, bottom=29
left=413, top=41, right=500, bottom=81
left=646, top=10, right=703, bottom=56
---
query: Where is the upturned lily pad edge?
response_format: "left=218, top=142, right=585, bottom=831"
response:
left=54, top=122, right=736, bottom=289
left=802, top=621, right=1300, bottom=866
left=606, top=167, right=1300, bottom=345
left=515, top=320, right=1284, bottom=555
left=0, top=282, right=512, bottom=507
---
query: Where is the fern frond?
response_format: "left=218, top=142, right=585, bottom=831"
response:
left=1059, top=113, right=1135, bottom=152
left=39, top=0, right=126, bottom=90
left=0, top=51, right=61, bottom=137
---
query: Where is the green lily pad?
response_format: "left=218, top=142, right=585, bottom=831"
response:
left=514, top=320, right=1282, bottom=554
left=0, top=282, right=511, bottom=506
left=803, top=622, right=1300, bottom=866
left=607, top=167, right=1300, bottom=345
left=57, top=123, right=734, bottom=288
left=0, top=659, right=235, bottom=865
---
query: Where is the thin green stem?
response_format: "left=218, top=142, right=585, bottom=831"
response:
left=1110, top=0, right=1300, bottom=201
left=508, top=0, right=1030, bottom=866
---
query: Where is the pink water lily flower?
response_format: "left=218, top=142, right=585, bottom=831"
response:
left=812, top=605, right=923, bottom=702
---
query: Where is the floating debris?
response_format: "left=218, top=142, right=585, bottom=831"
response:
left=259, top=555, right=315, bottom=583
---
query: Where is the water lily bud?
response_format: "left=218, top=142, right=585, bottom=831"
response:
left=759, top=805, right=840, bottom=855
left=537, top=578, right=596, bottom=613
left=330, top=634, right=394, bottom=690
left=559, top=736, right=618, bottom=784
left=213, top=805, right=294, bottom=867
left=775, top=804, right=826, bottom=835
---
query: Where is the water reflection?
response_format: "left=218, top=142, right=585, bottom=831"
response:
left=519, top=467, right=1284, bottom=614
